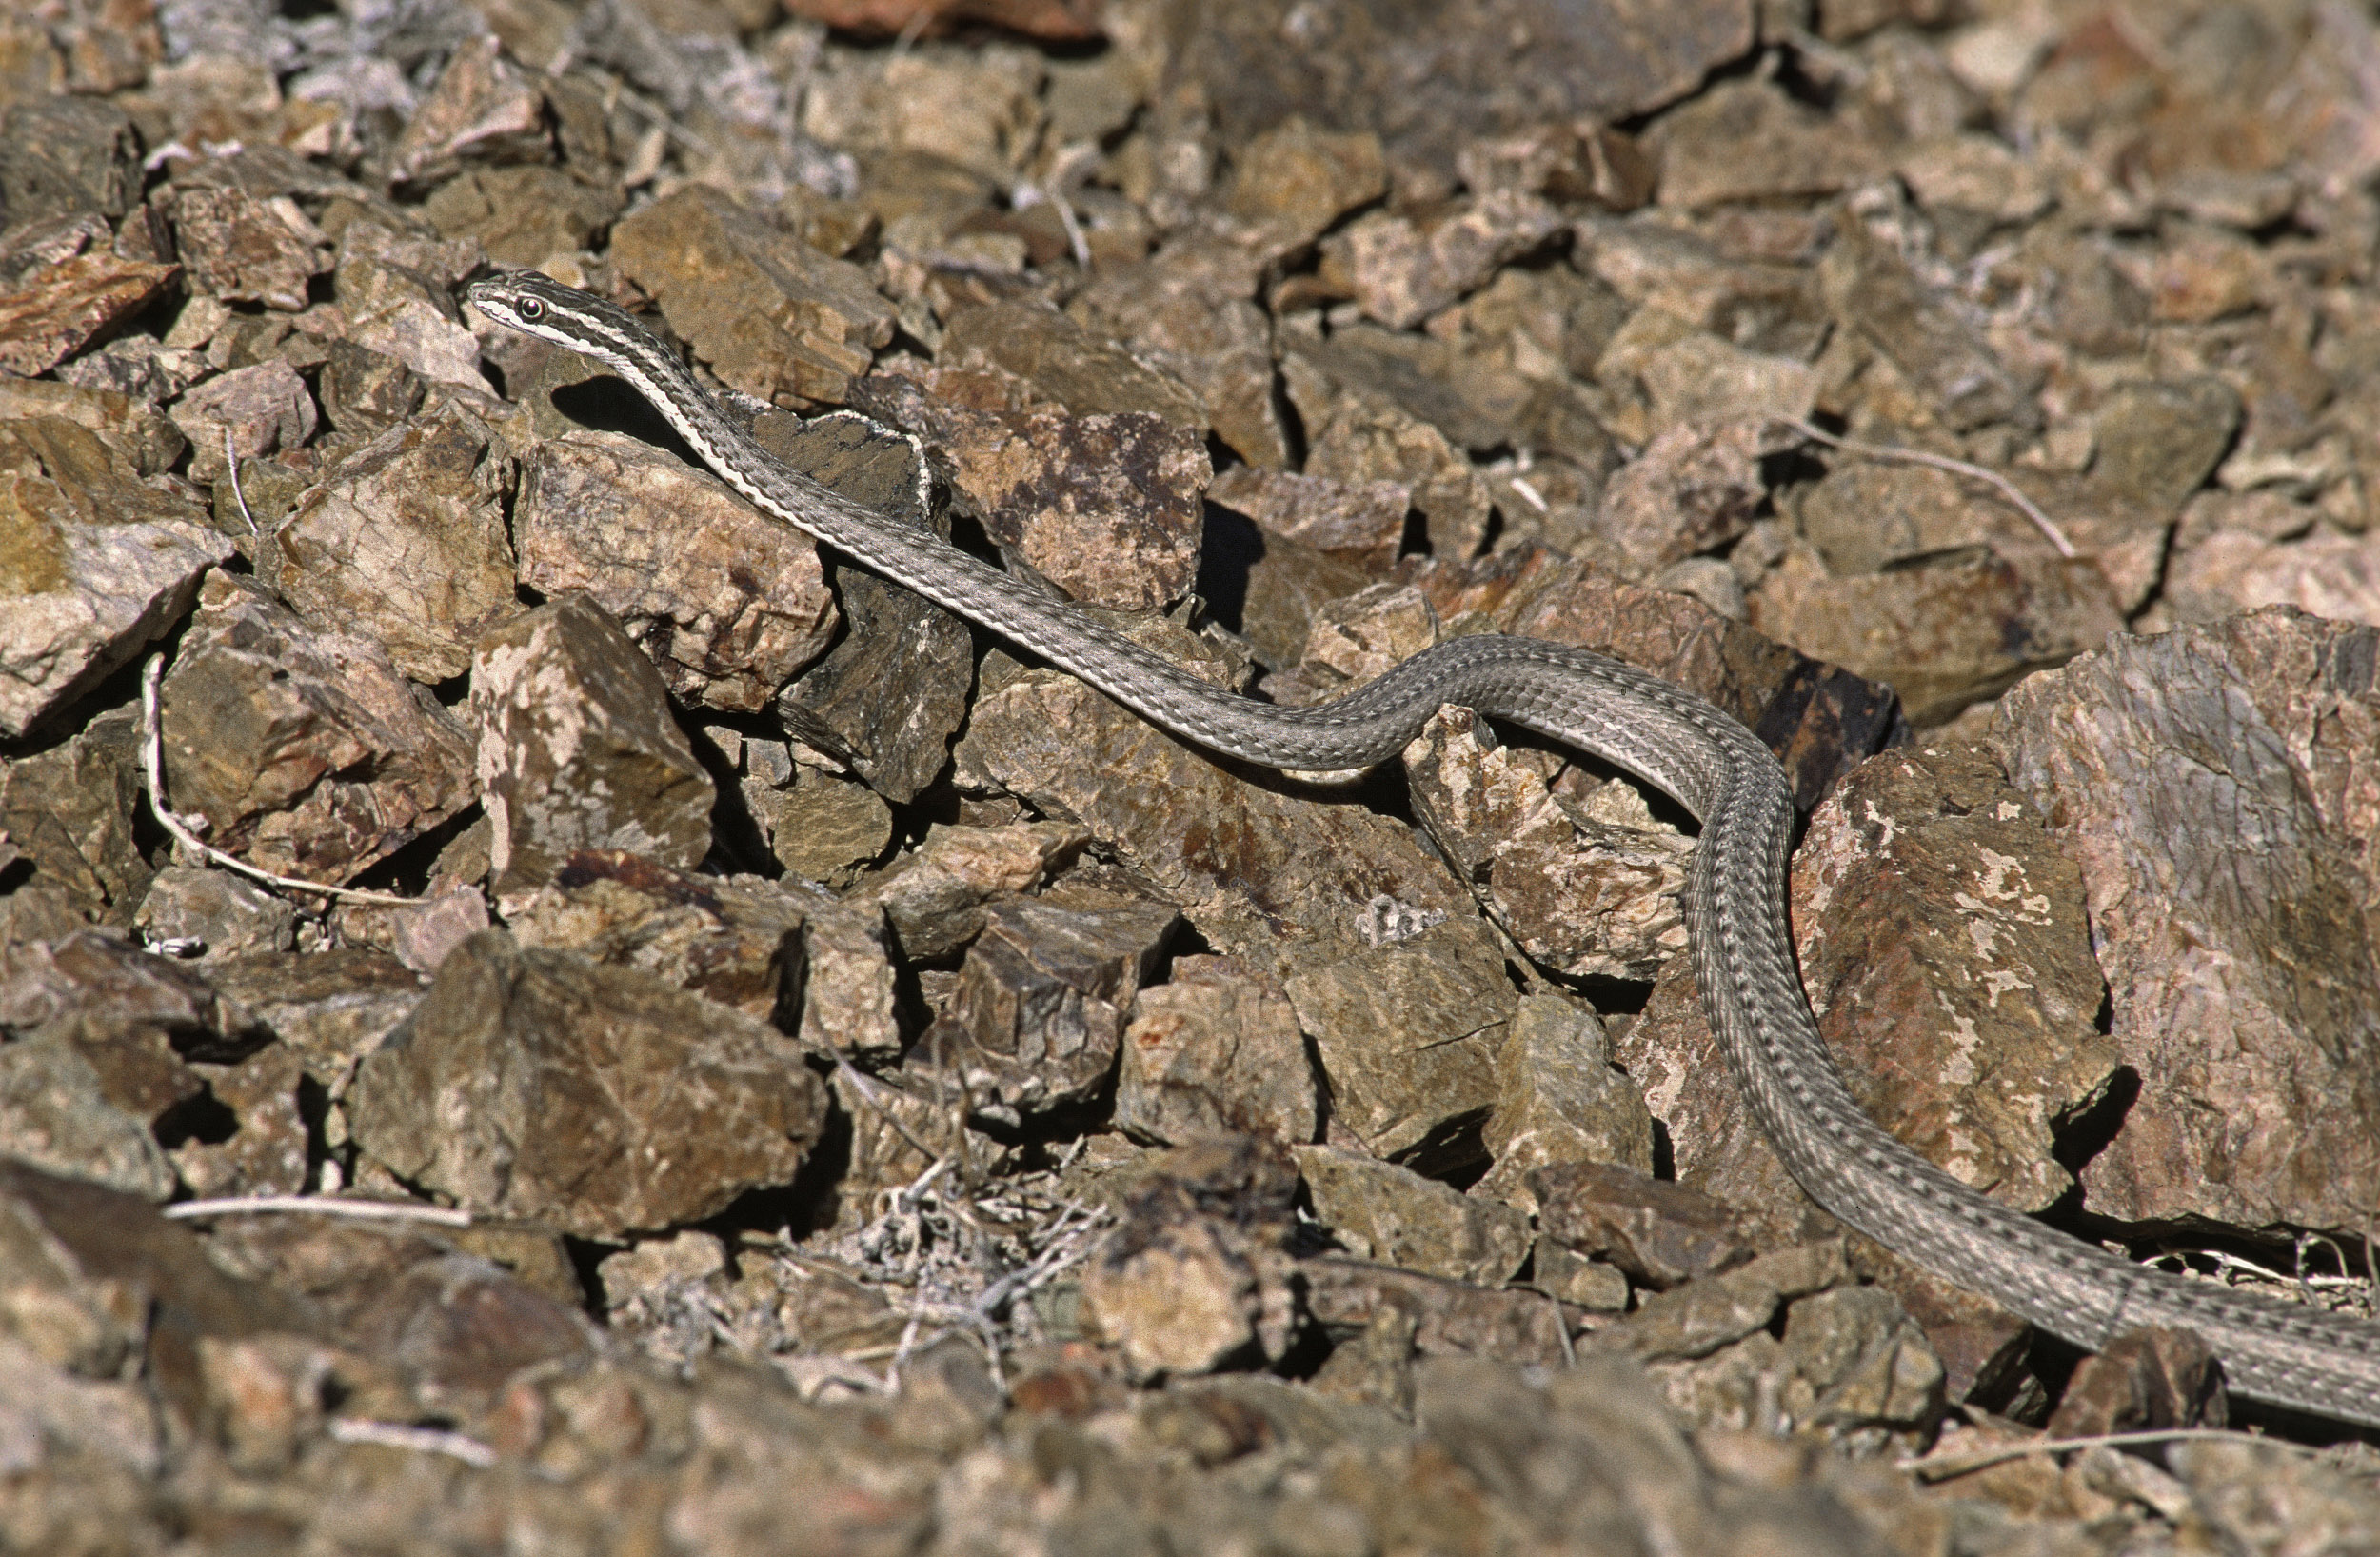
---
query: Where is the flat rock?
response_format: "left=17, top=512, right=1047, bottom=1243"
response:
left=1404, top=703, right=1692, bottom=981
left=160, top=573, right=475, bottom=887
left=1116, top=954, right=1318, bottom=1146
left=349, top=930, right=826, bottom=1239
left=853, top=820, right=1092, bottom=963
left=0, top=434, right=229, bottom=737
left=1991, top=609, right=2380, bottom=1230
left=509, top=848, right=899, bottom=1065
left=610, top=185, right=896, bottom=408
left=169, top=357, right=320, bottom=484
left=1282, top=349, right=1492, bottom=561
left=0, top=250, right=179, bottom=377
left=167, top=184, right=329, bottom=313
left=0, top=1032, right=176, bottom=1199
left=515, top=429, right=838, bottom=713
left=0, top=707, right=150, bottom=922
left=1282, top=916, right=1514, bottom=1174
left=1472, top=992, right=1656, bottom=1214
left=471, top=593, right=717, bottom=908
left=1295, top=1145, right=1530, bottom=1286
left=1532, top=1160, right=1757, bottom=1291
left=269, top=398, right=521, bottom=684
left=1174, top=0, right=1755, bottom=179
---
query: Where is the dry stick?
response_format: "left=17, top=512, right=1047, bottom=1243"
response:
left=1769, top=415, right=2078, bottom=559
left=222, top=428, right=258, bottom=534
left=327, top=1417, right=498, bottom=1468
left=140, top=655, right=422, bottom=908
left=164, top=1194, right=473, bottom=1228
left=1900, top=1427, right=2300, bottom=1483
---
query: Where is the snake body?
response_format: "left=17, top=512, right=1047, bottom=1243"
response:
left=466, top=271, right=2380, bottom=1428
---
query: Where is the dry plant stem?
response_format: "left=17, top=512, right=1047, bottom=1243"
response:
left=1771, top=415, right=2078, bottom=558
left=223, top=428, right=258, bottom=534
left=327, top=1418, right=497, bottom=1468
left=1902, top=1427, right=2305, bottom=1482
left=164, top=1195, right=474, bottom=1228
left=139, top=655, right=421, bottom=908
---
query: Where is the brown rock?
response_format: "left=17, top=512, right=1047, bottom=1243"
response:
left=610, top=185, right=896, bottom=409
left=1282, top=349, right=1492, bottom=560
left=1296, top=1145, right=1530, bottom=1286
left=0, top=1034, right=176, bottom=1199
left=1282, top=917, right=1514, bottom=1173
left=331, top=228, right=487, bottom=391
left=854, top=820, right=1092, bottom=963
left=0, top=250, right=178, bottom=376
left=919, top=879, right=1180, bottom=1122
left=1817, top=213, right=2035, bottom=433
left=1749, top=549, right=2122, bottom=727
left=1403, top=704, right=1692, bottom=982
left=938, top=299, right=1204, bottom=431
left=160, top=574, right=476, bottom=887
left=0, top=450, right=228, bottom=737
left=471, top=593, right=717, bottom=908
left=1653, top=78, right=1884, bottom=209
left=952, top=609, right=1477, bottom=969
left=0, top=377, right=188, bottom=475
left=2047, top=1327, right=2228, bottom=1439
left=270, top=399, right=521, bottom=684
left=167, top=185, right=330, bottom=313
left=169, top=357, right=319, bottom=483
left=779, top=0, right=1102, bottom=42
left=385, top=32, right=552, bottom=189
left=1068, top=236, right=1289, bottom=469
left=854, top=370, right=1208, bottom=611
left=1473, top=993, right=1656, bottom=1213
left=514, top=429, right=838, bottom=713
left=0, top=708, right=151, bottom=922
left=1222, top=117, right=1389, bottom=246
left=420, top=165, right=622, bottom=269
left=762, top=410, right=972, bottom=802
left=1321, top=190, right=1566, bottom=330
left=1116, top=955, right=1318, bottom=1147
left=349, top=930, right=826, bottom=1239
left=1533, top=1161, right=1756, bottom=1291
left=1788, top=744, right=2117, bottom=1213
left=1992, top=609, right=2380, bottom=1230
left=1206, top=466, right=1408, bottom=573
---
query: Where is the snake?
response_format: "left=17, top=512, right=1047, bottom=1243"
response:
left=465, top=270, right=2380, bottom=1429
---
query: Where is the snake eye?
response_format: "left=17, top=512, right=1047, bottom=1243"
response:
left=518, top=296, right=545, bottom=322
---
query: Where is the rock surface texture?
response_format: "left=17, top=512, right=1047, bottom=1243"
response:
left=3, top=1, right=2379, bottom=1552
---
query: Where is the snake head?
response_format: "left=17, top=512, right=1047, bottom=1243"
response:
left=463, top=269, right=655, bottom=361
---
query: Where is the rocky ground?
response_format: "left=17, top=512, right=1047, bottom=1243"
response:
left=5, top=0, right=2380, bottom=1551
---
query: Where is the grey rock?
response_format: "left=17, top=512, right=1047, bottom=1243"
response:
left=0, top=1034, right=176, bottom=1200
left=471, top=593, right=717, bottom=908
left=2091, top=376, right=2243, bottom=512
left=1473, top=994, right=1655, bottom=1213
left=169, top=358, right=319, bottom=483
left=1817, top=212, right=2035, bottom=433
left=130, top=866, right=296, bottom=958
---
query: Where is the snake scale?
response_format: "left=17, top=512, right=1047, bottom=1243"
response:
left=466, top=270, right=2380, bottom=1429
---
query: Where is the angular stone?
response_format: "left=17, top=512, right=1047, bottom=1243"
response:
left=1472, top=993, right=1656, bottom=1213
left=1818, top=214, right=2034, bottom=433
left=1609, top=1241, right=1849, bottom=1364
left=1302, top=1261, right=1572, bottom=1372
left=331, top=229, right=487, bottom=391
left=1067, top=237, right=1289, bottom=469
left=2091, top=376, right=2243, bottom=513
left=269, top=399, right=521, bottom=684
left=1652, top=78, right=1883, bottom=209
left=515, top=429, right=838, bottom=713
left=0, top=466, right=228, bottom=737
left=2165, top=525, right=2380, bottom=629
left=384, top=32, right=551, bottom=190
left=313, top=339, right=425, bottom=438
left=1222, top=117, right=1388, bottom=246
left=130, top=867, right=296, bottom=959
left=938, top=299, right=1204, bottom=431
left=851, top=371, right=1208, bottom=611
left=855, top=820, right=1092, bottom=963
left=1749, top=549, right=2122, bottom=727
left=762, top=411, right=971, bottom=802
left=0, top=250, right=178, bottom=377
left=2047, top=1327, right=2227, bottom=1439
left=349, top=930, right=826, bottom=1239
left=1283, top=917, right=1514, bottom=1173
left=1175, top=0, right=1755, bottom=179
left=0, top=94, right=141, bottom=226
left=610, top=185, right=896, bottom=408
left=1321, top=190, right=1566, bottom=330
left=168, top=357, right=318, bottom=483
left=0, top=1034, right=176, bottom=1200
left=1205, top=466, right=1408, bottom=572
left=471, top=593, right=717, bottom=908
left=0, top=378, right=187, bottom=475
left=1787, top=744, right=2117, bottom=1214
left=1296, top=1145, right=1530, bottom=1286
left=0, top=707, right=149, bottom=922
left=1635, top=338, right=1815, bottom=442
left=1992, top=610, right=2380, bottom=1230
left=1283, top=350, right=1491, bottom=560
left=1116, top=955, right=1317, bottom=1147
left=167, top=185, right=329, bottom=313
left=743, top=763, right=893, bottom=887
left=919, top=880, right=1180, bottom=1121
left=1533, top=1161, right=1757, bottom=1290
left=159, top=574, right=475, bottom=887
left=1403, top=705, right=1692, bottom=982
left=203, top=948, right=423, bottom=1099
left=950, top=614, right=1469, bottom=969
left=509, top=848, right=899, bottom=1064
left=420, top=164, right=621, bottom=269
